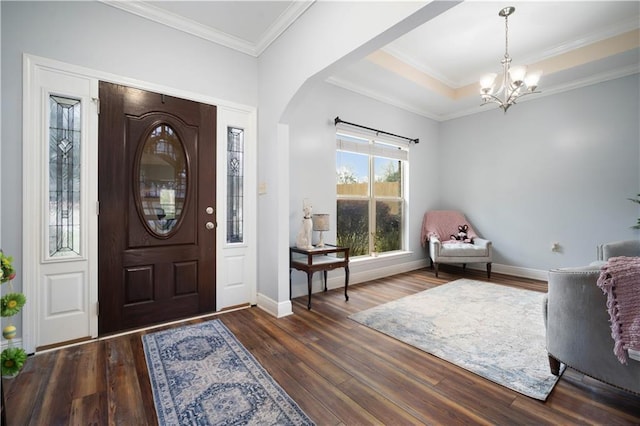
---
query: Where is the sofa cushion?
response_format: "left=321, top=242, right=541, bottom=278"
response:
left=440, top=242, right=489, bottom=257
left=551, top=264, right=602, bottom=274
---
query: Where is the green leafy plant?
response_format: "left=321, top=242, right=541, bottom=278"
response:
left=629, top=194, right=640, bottom=229
left=1, top=293, right=26, bottom=317
left=1, top=252, right=16, bottom=283
left=1, top=347, right=27, bottom=376
left=1, top=250, right=27, bottom=377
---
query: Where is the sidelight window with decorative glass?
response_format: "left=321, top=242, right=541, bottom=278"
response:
left=480, top=6, right=542, bottom=112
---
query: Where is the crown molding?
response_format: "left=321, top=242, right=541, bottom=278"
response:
left=440, top=65, right=640, bottom=121
left=328, top=65, right=639, bottom=123
left=381, top=46, right=459, bottom=89
left=100, top=1, right=255, bottom=55
left=254, top=1, right=315, bottom=56
left=99, top=0, right=314, bottom=57
left=519, top=15, right=640, bottom=67
left=326, top=76, right=442, bottom=122
left=383, top=14, right=640, bottom=89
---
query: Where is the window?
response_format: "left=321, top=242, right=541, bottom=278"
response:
left=227, top=126, right=244, bottom=243
left=137, top=124, right=187, bottom=237
left=49, top=95, right=82, bottom=257
left=336, top=131, right=408, bottom=257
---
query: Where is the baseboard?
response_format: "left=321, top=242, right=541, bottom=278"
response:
left=1, top=337, right=23, bottom=351
left=268, top=258, right=548, bottom=316
left=324, top=258, right=430, bottom=292
left=256, top=292, right=293, bottom=318
left=467, top=263, right=548, bottom=281
left=324, top=260, right=547, bottom=291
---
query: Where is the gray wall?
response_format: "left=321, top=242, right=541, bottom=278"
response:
left=439, top=74, right=640, bottom=270
left=255, top=1, right=432, bottom=307
left=286, top=74, right=640, bottom=290
left=1, top=1, right=638, bottom=316
left=287, top=81, right=439, bottom=297
left=1, top=1, right=257, bottom=333
left=1, top=0, right=257, bottom=269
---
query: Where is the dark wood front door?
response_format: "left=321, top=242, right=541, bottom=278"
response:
left=98, top=82, right=217, bottom=335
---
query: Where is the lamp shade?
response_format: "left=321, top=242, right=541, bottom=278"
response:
left=508, top=65, right=527, bottom=84
left=524, top=71, right=542, bottom=89
left=480, top=73, right=497, bottom=91
left=312, top=214, right=330, bottom=231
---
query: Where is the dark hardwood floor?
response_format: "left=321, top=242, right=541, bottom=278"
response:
left=3, top=266, right=640, bottom=425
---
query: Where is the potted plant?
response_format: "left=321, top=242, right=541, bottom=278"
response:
left=1, top=250, right=27, bottom=378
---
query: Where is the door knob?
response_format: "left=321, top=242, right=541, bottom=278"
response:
left=205, top=221, right=215, bottom=230
left=205, top=206, right=214, bottom=215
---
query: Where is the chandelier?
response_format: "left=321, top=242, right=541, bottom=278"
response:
left=480, top=6, right=542, bottom=112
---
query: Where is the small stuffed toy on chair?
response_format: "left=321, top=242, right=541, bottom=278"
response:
left=450, top=224, right=473, bottom=244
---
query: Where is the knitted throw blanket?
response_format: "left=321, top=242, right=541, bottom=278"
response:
left=597, top=256, right=640, bottom=364
left=420, top=210, right=478, bottom=247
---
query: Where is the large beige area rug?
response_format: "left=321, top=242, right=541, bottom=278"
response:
left=349, top=278, right=562, bottom=400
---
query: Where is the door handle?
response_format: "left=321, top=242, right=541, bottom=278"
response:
left=205, top=221, right=215, bottom=230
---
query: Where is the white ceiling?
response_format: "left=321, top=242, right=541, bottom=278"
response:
left=104, top=1, right=640, bottom=121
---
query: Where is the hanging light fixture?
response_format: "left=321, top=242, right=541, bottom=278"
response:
left=480, top=6, right=542, bottom=112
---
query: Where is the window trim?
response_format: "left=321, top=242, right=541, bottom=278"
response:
left=336, top=130, right=409, bottom=257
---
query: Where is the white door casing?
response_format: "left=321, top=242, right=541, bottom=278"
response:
left=22, top=55, right=257, bottom=353
left=23, top=57, right=99, bottom=351
left=216, top=106, right=257, bottom=310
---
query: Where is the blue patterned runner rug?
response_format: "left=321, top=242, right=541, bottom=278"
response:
left=142, top=319, right=314, bottom=425
left=350, top=279, right=562, bottom=401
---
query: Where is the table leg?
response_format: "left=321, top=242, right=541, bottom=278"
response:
left=307, top=271, right=313, bottom=310
left=344, top=265, right=350, bottom=301
left=323, top=270, right=328, bottom=292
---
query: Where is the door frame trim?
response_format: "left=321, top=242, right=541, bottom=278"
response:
left=22, top=54, right=257, bottom=353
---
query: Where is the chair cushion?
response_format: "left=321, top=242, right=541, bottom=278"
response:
left=441, top=242, right=489, bottom=257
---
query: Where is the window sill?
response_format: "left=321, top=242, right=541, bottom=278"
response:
left=350, top=250, right=413, bottom=265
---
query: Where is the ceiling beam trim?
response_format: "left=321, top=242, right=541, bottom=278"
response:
left=529, top=29, right=640, bottom=77
left=367, top=50, right=457, bottom=99
left=371, top=29, right=640, bottom=104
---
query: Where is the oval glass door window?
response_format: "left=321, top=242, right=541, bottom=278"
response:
left=138, top=123, right=187, bottom=236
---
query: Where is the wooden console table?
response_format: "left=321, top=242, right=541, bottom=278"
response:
left=289, top=244, right=350, bottom=310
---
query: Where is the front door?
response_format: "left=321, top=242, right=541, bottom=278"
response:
left=98, top=82, right=217, bottom=334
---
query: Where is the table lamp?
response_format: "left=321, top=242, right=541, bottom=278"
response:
left=312, top=214, right=330, bottom=247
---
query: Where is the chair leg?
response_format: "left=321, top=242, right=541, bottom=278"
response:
left=548, top=355, right=561, bottom=376
left=487, top=263, right=492, bottom=280
left=462, top=263, right=466, bottom=270
left=429, top=258, right=433, bottom=269
left=434, top=263, right=439, bottom=277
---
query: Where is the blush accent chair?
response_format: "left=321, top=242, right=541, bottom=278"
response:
left=420, top=210, right=493, bottom=279
left=545, top=264, right=640, bottom=395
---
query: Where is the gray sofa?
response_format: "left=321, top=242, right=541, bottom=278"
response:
left=596, top=238, right=640, bottom=262
left=544, top=239, right=640, bottom=395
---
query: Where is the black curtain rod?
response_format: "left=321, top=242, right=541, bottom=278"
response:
left=334, top=116, right=419, bottom=144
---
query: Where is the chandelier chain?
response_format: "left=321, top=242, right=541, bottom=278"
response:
left=504, top=13, right=509, bottom=59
